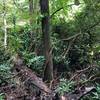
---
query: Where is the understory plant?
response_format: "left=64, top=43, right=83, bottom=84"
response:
left=56, top=78, right=75, bottom=95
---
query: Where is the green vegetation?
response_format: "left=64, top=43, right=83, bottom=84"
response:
left=0, top=0, right=100, bottom=99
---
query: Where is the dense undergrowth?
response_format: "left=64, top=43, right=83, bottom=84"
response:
left=0, top=28, right=100, bottom=99
left=0, top=0, right=100, bottom=99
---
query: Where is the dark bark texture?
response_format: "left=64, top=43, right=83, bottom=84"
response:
left=29, top=0, right=33, bottom=25
left=40, top=0, right=53, bottom=81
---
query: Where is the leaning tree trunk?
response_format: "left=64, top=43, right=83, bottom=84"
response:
left=40, top=0, right=53, bottom=81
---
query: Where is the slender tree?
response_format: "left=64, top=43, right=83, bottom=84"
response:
left=29, top=0, right=36, bottom=53
left=29, top=0, right=39, bottom=54
left=29, top=0, right=34, bottom=36
left=40, top=0, right=53, bottom=81
left=3, top=0, right=7, bottom=48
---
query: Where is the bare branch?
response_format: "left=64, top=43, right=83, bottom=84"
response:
left=50, top=3, right=84, bottom=18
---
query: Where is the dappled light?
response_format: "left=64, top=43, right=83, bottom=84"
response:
left=0, top=0, right=100, bottom=100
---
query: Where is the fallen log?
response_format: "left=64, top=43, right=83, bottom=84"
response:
left=11, top=54, right=96, bottom=100
left=12, top=54, right=52, bottom=94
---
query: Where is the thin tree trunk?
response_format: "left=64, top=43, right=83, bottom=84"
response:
left=3, top=17, right=7, bottom=48
left=40, top=0, right=53, bottom=81
left=3, top=0, right=7, bottom=48
left=29, top=0, right=36, bottom=53
left=29, top=0, right=39, bottom=54
left=29, top=0, right=34, bottom=36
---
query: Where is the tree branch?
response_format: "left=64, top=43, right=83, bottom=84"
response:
left=62, top=20, right=100, bottom=41
left=50, top=3, right=84, bottom=18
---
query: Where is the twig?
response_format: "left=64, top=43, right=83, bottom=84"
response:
left=76, top=66, right=91, bottom=73
left=69, top=66, right=91, bottom=81
left=62, top=33, right=81, bottom=41
left=61, top=37, right=76, bottom=59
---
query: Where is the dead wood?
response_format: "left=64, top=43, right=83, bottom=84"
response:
left=61, top=87, right=95, bottom=100
left=0, top=54, right=95, bottom=100
left=12, top=57, right=52, bottom=94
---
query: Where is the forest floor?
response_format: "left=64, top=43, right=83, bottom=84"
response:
left=0, top=59, right=98, bottom=100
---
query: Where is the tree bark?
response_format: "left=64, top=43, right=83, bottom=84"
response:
left=29, top=0, right=40, bottom=54
left=29, top=0, right=34, bottom=36
left=3, top=15, right=7, bottom=48
left=3, top=0, right=7, bottom=49
left=40, top=0, right=53, bottom=81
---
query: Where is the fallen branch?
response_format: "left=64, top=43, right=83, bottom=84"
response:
left=12, top=54, right=52, bottom=94
left=62, top=87, right=95, bottom=100
left=69, top=66, right=91, bottom=82
left=16, top=66, right=51, bottom=94
left=61, top=37, right=77, bottom=59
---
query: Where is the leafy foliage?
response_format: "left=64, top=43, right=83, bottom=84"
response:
left=0, top=0, right=100, bottom=99
left=22, top=51, right=45, bottom=74
left=0, top=63, right=11, bottom=85
left=0, top=93, right=4, bottom=100
left=56, top=79, right=75, bottom=95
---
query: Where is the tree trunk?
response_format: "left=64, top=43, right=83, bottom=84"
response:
left=29, top=0, right=34, bottom=36
left=40, top=0, right=53, bottom=81
left=29, top=0, right=39, bottom=54
left=3, top=0, right=7, bottom=49
left=29, top=0, right=36, bottom=53
left=3, top=15, right=7, bottom=48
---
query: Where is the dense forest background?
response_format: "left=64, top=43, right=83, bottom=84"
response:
left=0, top=0, right=100, bottom=100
